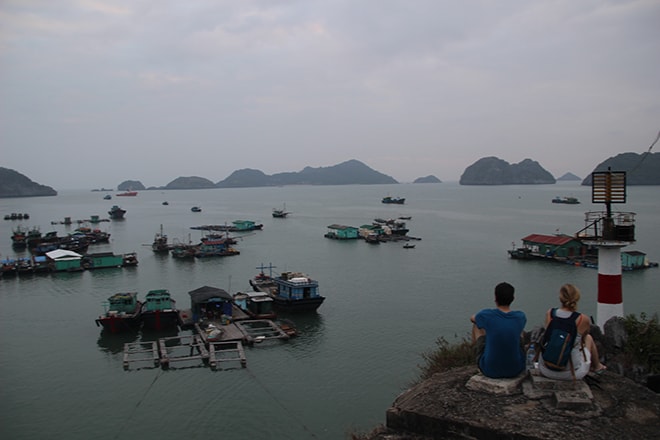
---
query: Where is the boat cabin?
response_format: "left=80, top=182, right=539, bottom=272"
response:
left=621, top=250, right=648, bottom=270
left=105, top=292, right=140, bottom=314
left=519, top=234, right=586, bottom=259
left=188, top=286, right=234, bottom=322
left=233, top=291, right=275, bottom=318
left=274, top=272, right=321, bottom=301
left=143, top=289, right=176, bottom=312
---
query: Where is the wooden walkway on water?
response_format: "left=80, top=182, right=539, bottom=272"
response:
left=122, top=318, right=290, bottom=371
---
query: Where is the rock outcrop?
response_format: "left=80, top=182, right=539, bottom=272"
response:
left=117, top=180, right=145, bottom=191
left=557, top=172, right=581, bottom=181
left=460, top=157, right=556, bottom=185
left=0, top=167, right=57, bottom=198
left=164, top=176, right=216, bottom=190
left=414, top=175, right=442, bottom=183
left=581, top=152, right=660, bottom=185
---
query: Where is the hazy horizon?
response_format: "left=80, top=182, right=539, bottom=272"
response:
left=2, top=1, right=658, bottom=188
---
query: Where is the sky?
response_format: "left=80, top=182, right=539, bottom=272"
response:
left=1, top=0, right=659, bottom=189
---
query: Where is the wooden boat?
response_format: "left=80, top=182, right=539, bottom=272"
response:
left=250, top=265, right=325, bottom=312
left=272, top=203, right=290, bottom=218
left=108, top=205, right=126, bottom=219
left=116, top=191, right=138, bottom=197
left=552, top=196, right=580, bottom=204
left=141, top=289, right=180, bottom=330
left=95, top=292, right=143, bottom=333
left=122, top=252, right=139, bottom=267
left=191, top=206, right=202, bottom=212
left=103, top=194, right=112, bottom=200
left=11, top=225, right=28, bottom=249
left=382, top=196, right=405, bottom=204
left=403, top=243, right=416, bottom=249
left=233, top=291, right=277, bottom=319
left=191, top=220, right=263, bottom=232
left=152, top=225, right=170, bottom=253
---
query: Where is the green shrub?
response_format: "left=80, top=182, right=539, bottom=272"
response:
left=623, top=313, right=660, bottom=374
left=418, top=335, right=475, bottom=381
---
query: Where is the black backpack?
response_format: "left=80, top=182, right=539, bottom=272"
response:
left=541, top=308, right=580, bottom=371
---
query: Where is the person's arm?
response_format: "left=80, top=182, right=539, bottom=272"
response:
left=543, top=309, right=552, bottom=328
left=577, top=313, right=591, bottom=336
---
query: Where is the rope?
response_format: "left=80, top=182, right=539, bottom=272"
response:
left=628, top=129, right=660, bottom=174
left=245, top=366, right=319, bottom=438
left=113, top=369, right=163, bottom=440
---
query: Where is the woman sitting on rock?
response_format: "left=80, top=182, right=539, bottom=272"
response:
left=538, top=283, right=607, bottom=380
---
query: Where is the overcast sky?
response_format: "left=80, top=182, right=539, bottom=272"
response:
left=1, top=0, right=659, bottom=189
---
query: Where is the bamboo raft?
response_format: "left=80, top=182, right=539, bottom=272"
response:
left=122, top=318, right=289, bottom=370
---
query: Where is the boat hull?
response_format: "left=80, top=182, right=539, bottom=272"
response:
left=96, top=314, right=142, bottom=333
left=141, top=310, right=180, bottom=330
left=271, top=296, right=325, bottom=312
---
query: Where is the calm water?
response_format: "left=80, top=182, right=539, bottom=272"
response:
left=1, top=183, right=659, bottom=439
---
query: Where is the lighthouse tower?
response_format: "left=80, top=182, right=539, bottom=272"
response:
left=582, top=170, right=634, bottom=330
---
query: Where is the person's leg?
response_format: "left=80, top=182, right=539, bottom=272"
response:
left=584, top=334, right=606, bottom=372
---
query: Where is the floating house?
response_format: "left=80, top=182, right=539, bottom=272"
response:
left=188, top=286, right=234, bottom=322
left=233, top=291, right=275, bottom=319
left=324, top=224, right=359, bottom=240
left=509, top=234, right=586, bottom=260
left=621, top=250, right=649, bottom=270
left=81, top=252, right=124, bottom=269
left=45, top=249, right=83, bottom=271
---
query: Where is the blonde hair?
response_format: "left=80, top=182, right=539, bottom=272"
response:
left=559, top=284, right=581, bottom=311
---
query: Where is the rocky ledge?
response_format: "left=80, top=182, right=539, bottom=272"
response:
left=365, top=366, right=659, bottom=439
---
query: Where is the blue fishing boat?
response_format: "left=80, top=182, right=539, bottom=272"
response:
left=250, top=265, right=325, bottom=312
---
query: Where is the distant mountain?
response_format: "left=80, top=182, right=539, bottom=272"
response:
left=216, top=159, right=398, bottom=188
left=557, top=172, right=581, bottom=181
left=581, top=152, right=660, bottom=185
left=414, top=175, right=442, bottom=183
left=0, top=167, right=57, bottom=198
left=165, top=176, right=216, bottom=190
left=459, top=157, right=556, bottom=185
left=118, top=180, right=145, bottom=191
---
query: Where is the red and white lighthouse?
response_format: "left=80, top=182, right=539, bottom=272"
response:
left=584, top=170, right=633, bottom=330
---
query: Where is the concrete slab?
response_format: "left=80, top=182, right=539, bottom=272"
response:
left=465, top=372, right=526, bottom=395
left=554, top=390, right=594, bottom=410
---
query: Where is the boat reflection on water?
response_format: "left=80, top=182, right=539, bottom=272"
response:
left=97, top=331, right=139, bottom=355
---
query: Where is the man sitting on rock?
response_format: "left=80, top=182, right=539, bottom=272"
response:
left=470, top=282, right=527, bottom=378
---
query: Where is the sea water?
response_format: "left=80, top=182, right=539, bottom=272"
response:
left=1, top=182, right=658, bottom=439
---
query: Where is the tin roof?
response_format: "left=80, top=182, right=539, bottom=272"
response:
left=521, top=234, right=577, bottom=246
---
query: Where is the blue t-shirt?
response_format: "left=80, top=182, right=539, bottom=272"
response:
left=475, top=308, right=527, bottom=378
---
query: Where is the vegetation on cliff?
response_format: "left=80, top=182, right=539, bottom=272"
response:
left=581, top=152, right=660, bottom=185
left=216, top=159, right=398, bottom=188
left=0, top=167, right=57, bottom=198
left=459, top=157, right=556, bottom=185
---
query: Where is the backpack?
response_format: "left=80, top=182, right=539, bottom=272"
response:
left=540, top=308, right=581, bottom=371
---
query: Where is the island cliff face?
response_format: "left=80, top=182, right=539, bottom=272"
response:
left=581, top=152, right=660, bottom=185
left=460, top=157, right=556, bottom=185
left=216, top=159, right=398, bottom=188
left=0, top=167, right=57, bottom=198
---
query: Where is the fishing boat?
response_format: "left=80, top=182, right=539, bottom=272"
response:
left=250, top=264, right=325, bottom=312
left=191, top=206, right=202, bottom=212
left=116, top=191, right=138, bottom=197
left=403, top=243, right=416, bottom=249
left=141, top=289, right=180, bottom=330
left=152, top=225, right=170, bottom=253
left=272, top=203, right=290, bottom=218
left=95, top=292, right=143, bottom=333
left=108, top=205, right=126, bottom=220
left=11, top=225, right=28, bottom=249
left=382, top=196, right=405, bottom=204
left=103, top=194, right=112, bottom=200
left=194, top=240, right=240, bottom=258
left=191, top=220, right=263, bottom=232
